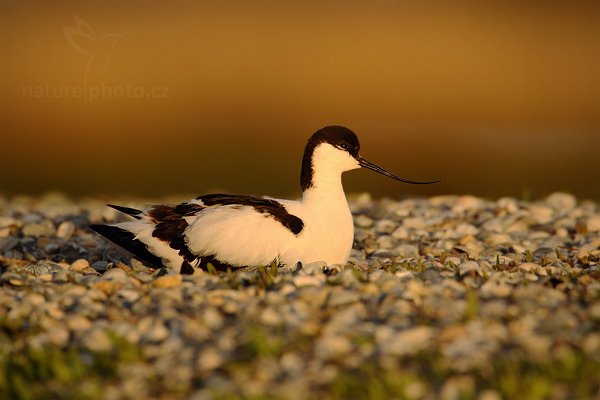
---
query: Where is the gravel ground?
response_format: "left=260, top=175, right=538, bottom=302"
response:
left=0, top=192, right=599, bottom=399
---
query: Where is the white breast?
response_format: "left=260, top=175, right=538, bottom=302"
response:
left=279, top=192, right=354, bottom=266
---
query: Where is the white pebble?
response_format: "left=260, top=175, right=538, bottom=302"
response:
left=56, top=221, right=76, bottom=239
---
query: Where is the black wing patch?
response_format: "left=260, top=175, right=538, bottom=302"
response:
left=107, top=204, right=143, bottom=220
left=89, top=224, right=164, bottom=268
left=148, top=203, right=203, bottom=264
left=196, top=194, right=304, bottom=235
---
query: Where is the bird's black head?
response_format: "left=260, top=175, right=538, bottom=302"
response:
left=308, top=125, right=360, bottom=158
left=301, top=126, right=361, bottom=191
left=300, top=125, right=440, bottom=192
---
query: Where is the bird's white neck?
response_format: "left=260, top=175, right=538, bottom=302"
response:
left=301, top=168, right=347, bottom=207
left=300, top=142, right=360, bottom=208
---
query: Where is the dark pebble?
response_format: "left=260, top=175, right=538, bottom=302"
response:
left=92, top=260, right=109, bottom=273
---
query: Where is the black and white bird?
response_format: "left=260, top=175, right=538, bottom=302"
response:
left=91, top=126, right=438, bottom=274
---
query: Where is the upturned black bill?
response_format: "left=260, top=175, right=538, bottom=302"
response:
left=358, top=157, right=440, bottom=185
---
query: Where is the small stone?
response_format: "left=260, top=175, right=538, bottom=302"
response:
left=300, top=261, right=327, bottom=275
left=403, top=217, right=425, bottom=230
left=26, top=261, right=64, bottom=276
left=293, top=275, right=323, bottom=287
left=453, top=195, right=484, bottom=212
left=440, top=375, right=475, bottom=400
left=23, top=293, right=46, bottom=306
left=486, top=234, right=512, bottom=246
left=141, top=320, right=170, bottom=342
left=102, top=267, right=128, bottom=282
left=374, top=219, right=397, bottom=234
left=380, top=326, right=434, bottom=356
left=92, top=280, right=123, bottom=295
left=22, top=220, right=55, bottom=237
left=197, top=348, right=224, bottom=373
left=396, top=244, right=419, bottom=257
left=533, top=247, right=554, bottom=259
left=354, top=215, right=373, bottom=228
left=392, top=226, right=409, bottom=240
left=280, top=352, right=304, bottom=375
left=529, top=205, right=553, bottom=224
left=118, top=289, right=140, bottom=303
left=44, top=303, right=65, bottom=319
left=91, top=261, right=109, bottom=273
left=56, top=221, right=76, bottom=239
left=546, top=192, right=576, bottom=210
left=497, top=197, right=520, bottom=214
left=83, top=328, right=114, bottom=352
left=458, top=261, right=479, bottom=275
left=130, top=258, right=150, bottom=272
left=203, top=307, right=224, bottom=330
left=134, top=272, right=154, bottom=284
left=328, top=290, right=360, bottom=307
left=0, top=236, right=19, bottom=251
left=259, top=308, right=282, bottom=326
left=70, top=259, right=90, bottom=272
left=518, top=263, right=546, bottom=275
left=315, top=336, right=352, bottom=359
left=153, top=275, right=182, bottom=288
left=587, top=215, right=600, bottom=232
left=481, top=281, right=512, bottom=298
left=455, top=223, right=479, bottom=236
left=479, top=390, right=502, bottom=400
left=66, top=315, right=92, bottom=331
left=376, top=235, right=396, bottom=250
left=52, top=269, right=73, bottom=283
left=589, top=303, right=600, bottom=320
left=47, top=327, right=70, bottom=347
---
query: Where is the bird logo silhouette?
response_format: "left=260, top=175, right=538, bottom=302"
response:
left=63, top=15, right=132, bottom=86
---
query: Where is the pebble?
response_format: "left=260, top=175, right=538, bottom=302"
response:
left=293, top=275, right=323, bottom=287
left=91, top=261, right=109, bottom=273
left=139, top=318, right=170, bottom=342
left=153, top=275, right=183, bottom=288
left=22, top=221, right=55, bottom=237
left=56, top=221, right=76, bottom=239
left=23, top=293, right=46, bottom=306
left=374, top=219, right=397, bottom=234
left=47, top=327, right=70, bottom=347
left=380, top=326, right=434, bottom=356
left=83, top=328, right=114, bottom=352
left=587, top=215, right=600, bottom=232
left=354, top=215, right=374, bottom=228
left=119, top=289, right=141, bottom=303
left=197, top=348, right=224, bottom=373
left=396, top=244, right=419, bottom=257
left=546, top=192, right=577, bottom=211
left=315, top=335, right=352, bottom=359
left=403, top=217, right=426, bottom=230
left=66, top=315, right=92, bottom=331
left=327, top=289, right=360, bottom=307
left=458, top=261, right=479, bottom=275
left=70, top=258, right=90, bottom=272
left=102, top=267, right=128, bottom=282
left=481, top=281, right=512, bottom=298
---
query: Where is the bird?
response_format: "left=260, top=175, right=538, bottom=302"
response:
left=90, top=126, right=439, bottom=274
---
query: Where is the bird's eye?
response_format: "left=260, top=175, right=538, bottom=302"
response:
left=339, top=143, right=349, bottom=150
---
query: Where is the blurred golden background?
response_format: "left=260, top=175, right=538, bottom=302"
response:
left=1, top=1, right=599, bottom=200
